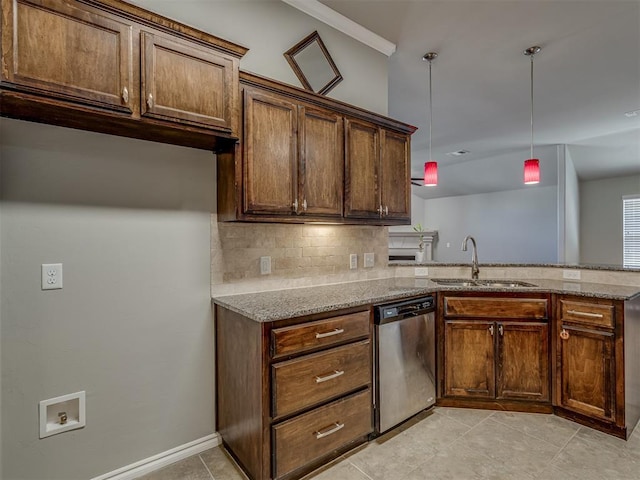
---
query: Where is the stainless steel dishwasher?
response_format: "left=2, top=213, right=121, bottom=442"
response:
left=374, top=296, right=436, bottom=434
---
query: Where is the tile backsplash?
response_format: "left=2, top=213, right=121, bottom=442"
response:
left=211, top=218, right=389, bottom=291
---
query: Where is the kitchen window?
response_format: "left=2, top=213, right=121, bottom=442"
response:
left=623, top=195, right=640, bottom=268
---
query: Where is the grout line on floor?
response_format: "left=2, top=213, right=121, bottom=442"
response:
left=349, top=460, right=375, bottom=480
left=198, top=453, right=215, bottom=480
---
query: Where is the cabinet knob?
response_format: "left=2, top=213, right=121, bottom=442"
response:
left=122, top=86, right=129, bottom=104
left=302, top=198, right=307, bottom=211
left=377, top=205, right=383, bottom=217
left=489, top=325, right=494, bottom=336
left=147, top=93, right=154, bottom=109
left=292, top=199, right=298, bottom=213
left=560, top=328, right=570, bottom=340
left=384, top=205, right=389, bottom=216
left=498, top=324, right=504, bottom=336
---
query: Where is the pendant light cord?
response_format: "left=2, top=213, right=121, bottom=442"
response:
left=429, top=59, right=433, bottom=161
left=530, top=53, right=534, bottom=160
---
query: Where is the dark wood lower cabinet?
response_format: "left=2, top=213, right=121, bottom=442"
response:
left=440, top=294, right=551, bottom=409
left=272, top=389, right=372, bottom=480
left=497, top=322, right=549, bottom=401
left=215, top=304, right=372, bottom=480
left=553, top=295, right=640, bottom=439
left=444, top=320, right=495, bottom=398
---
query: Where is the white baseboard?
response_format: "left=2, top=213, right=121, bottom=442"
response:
left=90, top=433, right=221, bottom=480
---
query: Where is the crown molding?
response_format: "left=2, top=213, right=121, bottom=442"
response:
left=281, top=0, right=396, bottom=56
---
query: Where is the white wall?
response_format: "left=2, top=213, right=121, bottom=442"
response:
left=424, top=186, right=558, bottom=263
left=126, top=0, right=389, bottom=115
left=1, top=119, right=216, bottom=479
left=580, top=174, right=640, bottom=265
left=0, top=2, right=390, bottom=479
left=560, top=146, right=580, bottom=264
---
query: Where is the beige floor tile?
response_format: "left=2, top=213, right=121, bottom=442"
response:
left=348, top=434, right=435, bottom=480
left=433, top=406, right=495, bottom=428
left=455, top=418, right=561, bottom=476
left=136, top=455, right=212, bottom=480
left=309, top=461, right=372, bottom=480
left=404, top=443, right=537, bottom=480
left=401, top=410, right=474, bottom=452
left=490, top=411, right=580, bottom=447
left=199, top=447, right=248, bottom=480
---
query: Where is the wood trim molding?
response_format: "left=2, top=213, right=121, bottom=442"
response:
left=281, top=0, right=396, bottom=57
left=240, top=71, right=416, bottom=135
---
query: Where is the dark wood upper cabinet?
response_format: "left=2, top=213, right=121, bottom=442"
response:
left=299, top=106, right=344, bottom=217
left=344, top=118, right=411, bottom=222
left=141, top=31, right=237, bottom=132
left=242, top=88, right=298, bottom=215
left=344, top=118, right=380, bottom=219
left=2, top=0, right=134, bottom=113
left=380, top=130, right=411, bottom=220
left=0, top=0, right=247, bottom=150
left=217, top=72, right=416, bottom=225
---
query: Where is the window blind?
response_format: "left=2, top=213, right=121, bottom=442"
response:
left=623, top=195, right=640, bottom=268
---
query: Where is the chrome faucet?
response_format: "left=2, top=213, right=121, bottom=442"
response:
left=461, top=235, right=480, bottom=279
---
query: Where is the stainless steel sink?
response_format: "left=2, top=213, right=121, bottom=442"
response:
left=474, top=280, right=537, bottom=288
left=430, top=279, right=479, bottom=287
left=431, top=278, right=537, bottom=288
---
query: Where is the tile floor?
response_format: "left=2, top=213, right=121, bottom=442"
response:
left=138, top=407, right=640, bottom=480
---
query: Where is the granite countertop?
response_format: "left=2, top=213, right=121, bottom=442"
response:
left=212, top=277, right=640, bottom=323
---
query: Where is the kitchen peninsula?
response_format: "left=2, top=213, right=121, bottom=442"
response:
left=213, top=267, right=640, bottom=480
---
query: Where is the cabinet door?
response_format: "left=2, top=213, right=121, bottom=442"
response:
left=141, top=31, right=237, bottom=131
left=299, top=106, right=344, bottom=218
left=380, top=130, right=411, bottom=221
left=444, top=320, right=495, bottom=398
left=242, top=89, right=298, bottom=215
left=344, top=118, right=380, bottom=219
left=2, top=0, right=133, bottom=113
left=559, top=324, right=616, bottom=422
left=497, top=322, right=549, bottom=401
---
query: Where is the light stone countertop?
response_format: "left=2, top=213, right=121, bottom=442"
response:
left=212, top=277, right=640, bottom=323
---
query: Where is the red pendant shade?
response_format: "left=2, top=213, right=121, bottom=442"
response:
left=524, top=158, right=540, bottom=184
left=424, top=161, right=438, bottom=186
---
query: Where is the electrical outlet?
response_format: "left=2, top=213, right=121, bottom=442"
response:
left=41, top=263, right=63, bottom=290
left=260, top=256, right=271, bottom=275
left=563, top=269, right=581, bottom=280
left=349, top=254, right=358, bottom=270
left=415, top=267, right=429, bottom=277
left=364, top=253, right=374, bottom=268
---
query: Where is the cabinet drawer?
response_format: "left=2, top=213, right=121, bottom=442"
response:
left=561, top=300, right=614, bottom=328
left=272, top=340, right=370, bottom=418
left=444, top=297, right=548, bottom=319
left=271, top=310, right=370, bottom=358
left=273, top=388, right=372, bottom=480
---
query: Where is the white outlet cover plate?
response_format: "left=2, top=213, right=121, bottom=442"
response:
left=349, top=254, right=357, bottom=269
left=260, top=256, right=271, bottom=275
left=364, top=253, right=374, bottom=268
left=562, top=269, right=581, bottom=280
left=41, top=263, right=63, bottom=290
left=415, top=267, right=429, bottom=277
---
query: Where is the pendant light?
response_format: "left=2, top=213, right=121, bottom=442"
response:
left=423, top=52, right=438, bottom=186
left=523, top=46, right=541, bottom=185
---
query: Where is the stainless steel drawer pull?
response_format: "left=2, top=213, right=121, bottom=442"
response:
left=315, top=328, right=344, bottom=339
left=315, top=370, right=344, bottom=383
left=567, top=310, right=604, bottom=318
left=315, top=422, right=344, bottom=439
